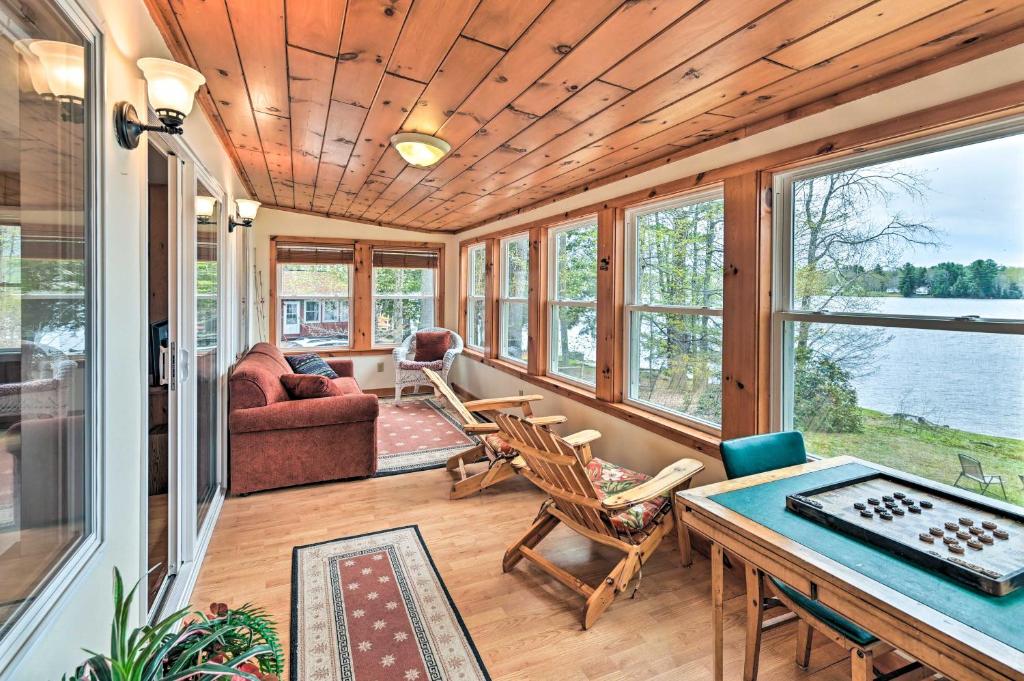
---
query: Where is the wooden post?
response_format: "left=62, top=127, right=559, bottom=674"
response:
left=352, top=242, right=373, bottom=350
left=485, top=238, right=499, bottom=357
left=527, top=225, right=547, bottom=376
left=595, top=206, right=623, bottom=402
left=722, top=172, right=772, bottom=440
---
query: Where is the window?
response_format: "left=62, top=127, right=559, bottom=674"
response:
left=466, top=243, right=487, bottom=350
left=625, top=190, right=724, bottom=429
left=549, top=218, right=598, bottom=386
left=0, top=0, right=99, bottom=652
left=372, top=249, right=437, bottom=346
left=500, top=235, right=529, bottom=363
left=775, top=123, right=1024, bottom=508
left=276, top=243, right=352, bottom=349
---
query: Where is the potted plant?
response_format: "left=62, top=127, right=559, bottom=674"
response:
left=62, top=568, right=283, bottom=680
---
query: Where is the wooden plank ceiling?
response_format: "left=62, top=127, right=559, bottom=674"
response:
left=145, top=0, right=1024, bottom=232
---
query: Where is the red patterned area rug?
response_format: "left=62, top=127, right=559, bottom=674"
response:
left=291, top=526, right=490, bottom=681
left=375, top=397, right=479, bottom=477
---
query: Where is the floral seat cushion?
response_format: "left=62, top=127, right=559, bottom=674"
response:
left=397, top=359, right=444, bottom=371
left=586, top=457, right=670, bottom=534
left=484, top=433, right=518, bottom=458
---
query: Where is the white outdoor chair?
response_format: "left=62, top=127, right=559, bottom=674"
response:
left=392, top=328, right=463, bottom=401
left=954, top=452, right=1007, bottom=499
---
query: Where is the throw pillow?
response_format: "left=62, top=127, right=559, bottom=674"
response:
left=280, top=374, right=344, bottom=400
left=286, top=353, right=338, bottom=378
left=414, top=330, right=452, bottom=362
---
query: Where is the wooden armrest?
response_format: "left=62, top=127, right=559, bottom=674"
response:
left=563, top=429, right=601, bottom=447
left=463, top=422, right=499, bottom=434
left=463, top=395, right=543, bottom=412
left=525, top=415, right=567, bottom=426
left=601, top=459, right=705, bottom=510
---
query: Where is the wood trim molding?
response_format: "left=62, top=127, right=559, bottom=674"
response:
left=526, top=225, right=547, bottom=376
left=595, top=206, right=623, bottom=403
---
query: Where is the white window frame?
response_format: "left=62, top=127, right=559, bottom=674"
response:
left=499, top=233, right=529, bottom=364
left=548, top=217, right=598, bottom=389
left=0, top=0, right=104, bottom=672
left=303, top=299, right=320, bottom=323
left=771, top=116, right=1024, bottom=433
left=371, top=264, right=436, bottom=347
left=623, top=187, right=724, bottom=433
left=275, top=261, right=352, bottom=349
left=465, top=243, right=487, bottom=351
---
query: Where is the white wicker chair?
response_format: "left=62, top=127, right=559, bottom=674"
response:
left=392, top=328, right=464, bottom=401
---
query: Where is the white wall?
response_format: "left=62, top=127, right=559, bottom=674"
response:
left=248, top=208, right=453, bottom=389
left=8, top=0, right=247, bottom=677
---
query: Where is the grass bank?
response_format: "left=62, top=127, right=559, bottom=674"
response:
left=805, top=409, right=1024, bottom=507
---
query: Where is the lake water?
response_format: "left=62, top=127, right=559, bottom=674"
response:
left=825, top=297, right=1024, bottom=440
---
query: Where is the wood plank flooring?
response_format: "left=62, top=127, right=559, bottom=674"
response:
left=193, top=469, right=859, bottom=680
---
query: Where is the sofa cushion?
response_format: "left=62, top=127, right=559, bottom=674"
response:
left=230, top=351, right=292, bottom=409
left=414, top=330, right=451, bottom=361
left=286, top=353, right=338, bottom=378
left=280, top=374, right=345, bottom=400
left=330, top=376, right=363, bottom=395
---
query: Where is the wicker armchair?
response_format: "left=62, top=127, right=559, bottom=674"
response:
left=392, top=328, right=463, bottom=400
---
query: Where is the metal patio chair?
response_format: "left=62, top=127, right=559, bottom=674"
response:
left=953, top=452, right=1006, bottom=499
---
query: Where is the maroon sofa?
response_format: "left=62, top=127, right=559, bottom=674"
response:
left=228, top=343, right=378, bottom=494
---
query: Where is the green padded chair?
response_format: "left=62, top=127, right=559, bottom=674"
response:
left=719, top=432, right=904, bottom=681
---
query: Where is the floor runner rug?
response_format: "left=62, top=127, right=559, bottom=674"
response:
left=291, top=525, right=490, bottom=681
left=375, top=397, right=478, bottom=477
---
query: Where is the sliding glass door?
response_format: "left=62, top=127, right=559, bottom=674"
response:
left=195, top=181, right=219, bottom=531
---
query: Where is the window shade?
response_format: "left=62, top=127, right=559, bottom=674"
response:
left=276, top=243, right=355, bottom=265
left=372, top=249, right=438, bottom=269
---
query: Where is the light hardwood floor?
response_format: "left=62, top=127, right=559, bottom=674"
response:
left=194, top=468, right=860, bottom=680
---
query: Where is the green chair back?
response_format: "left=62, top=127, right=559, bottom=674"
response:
left=720, top=431, right=806, bottom=480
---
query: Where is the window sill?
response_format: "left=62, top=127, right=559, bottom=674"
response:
left=461, top=353, right=721, bottom=458
left=279, top=347, right=393, bottom=356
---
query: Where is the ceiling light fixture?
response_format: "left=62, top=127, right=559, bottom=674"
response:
left=228, top=199, right=261, bottom=233
left=390, top=132, right=451, bottom=168
left=114, top=57, right=206, bottom=150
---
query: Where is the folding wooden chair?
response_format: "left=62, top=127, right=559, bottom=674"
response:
left=494, top=411, right=704, bottom=628
left=422, top=368, right=566, bottom=499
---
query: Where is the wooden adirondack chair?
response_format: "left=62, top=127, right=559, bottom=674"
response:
left=494, top=411, right=704, bottom=628
left=422, top=368, right=566, bottom=499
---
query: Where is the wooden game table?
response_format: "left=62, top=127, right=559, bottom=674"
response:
left=677, top=456, right=1024, bottom=681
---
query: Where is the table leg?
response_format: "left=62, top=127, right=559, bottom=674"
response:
left=712, top=542, right=724, bottom=681
left=744, top=566, right=765, bottom=681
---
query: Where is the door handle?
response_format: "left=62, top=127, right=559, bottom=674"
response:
left=179, top=347, right=191, bottom=384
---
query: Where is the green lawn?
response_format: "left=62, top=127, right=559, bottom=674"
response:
left=805, top=409, right=1024, bottom=508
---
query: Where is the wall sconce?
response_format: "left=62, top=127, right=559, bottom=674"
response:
left=115, top=57, right=206, bottom=150
left=195, top=195, right=217, bottom=225
left=228, top=199, right=260, bottom=232
left=18, top=40, right=85, bottom=122
left=390, top=132, right=451, bottom=167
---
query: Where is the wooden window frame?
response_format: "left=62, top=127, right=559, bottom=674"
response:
left=622, top=186, right=726, bottom=434
left=454, top=86, right=1024, bottom=459
left=461, top=242, right=488, bottom=352
left=270, top=236, right=444, bottom=355
left=498, top=232, right=530, bottom=365
left=370, top=253, right=440, bottom=347
left=547, top=216, right=599, bottom=390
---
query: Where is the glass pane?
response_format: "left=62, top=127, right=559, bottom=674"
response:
left=553, top=221, right=597, bottom=301
left=0, top=2, right=91, bottom=636
left=501, top=301, right=528, bottom=363
left=635, top=195, right=724, bottom=307
left=374, top=298, right=431, bottom=345
left=786, top=321, right=1024, bottom=508
left=791, top=133, right=1024, bottom=318
left=278, top=263, right=350, bottom=348
left=503, top=235, right=529, bottom=299
left=467, top=298, right=485, bottom=349
left=195, top=185, right=218, bottom=530
left=629, top=312, right=721, bottom=425
left=374, top=266, right=432, bottom=296
left=468, top=244, right=486, bottom=297
left=550, top=305, right=596, bottom=385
